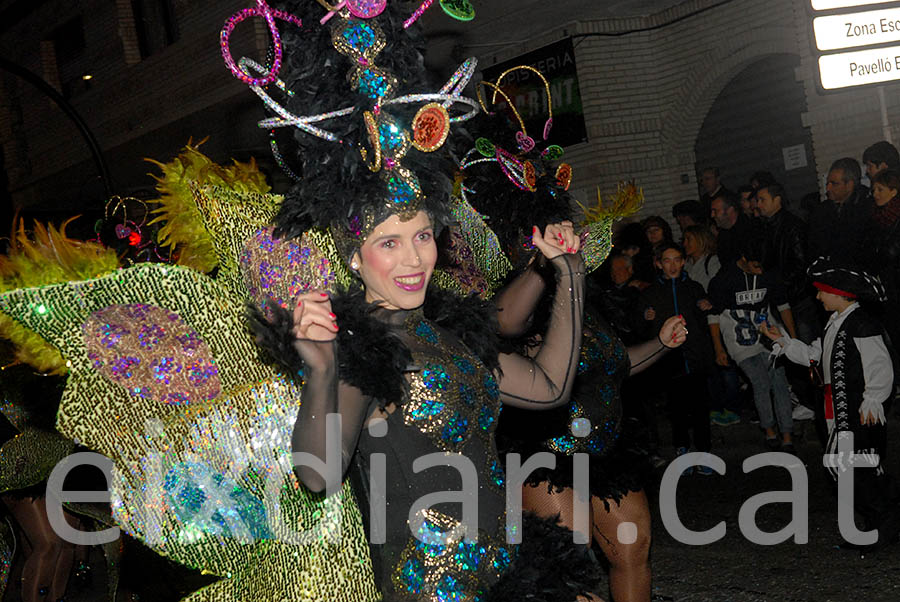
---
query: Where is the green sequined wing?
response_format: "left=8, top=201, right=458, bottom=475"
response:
left=0, top=264, right=377, bottom=602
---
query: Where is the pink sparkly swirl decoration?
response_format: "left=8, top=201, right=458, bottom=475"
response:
left=318, top=0, right=387, bottom=24
left=83, top=303, right=220, bottom=405
left=220, top=0, right=302, bottom=86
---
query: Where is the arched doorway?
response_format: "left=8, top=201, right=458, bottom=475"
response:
left=694, top=54, right=819, bottom=215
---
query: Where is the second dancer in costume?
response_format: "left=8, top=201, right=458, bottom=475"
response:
left=456, top=74, right=686, bottom=602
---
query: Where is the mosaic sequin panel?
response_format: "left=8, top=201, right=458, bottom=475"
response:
left=82, top=303, right=220, bottom=405
left=392, top=509, right=514, bottom=602
left=240, top=227, right=337, bottom=318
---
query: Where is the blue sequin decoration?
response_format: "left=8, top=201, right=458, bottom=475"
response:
left=458, top=383, right=476, bottom=407
left=453, top=540, right=486, bottom=571
left=400, top=559, right=425, bottom=593
left=379, top=121, right=406, bottom=153
left=478, top=405, right=494, bottom=431
left=453, top=357, right=475, bottom=374
left=493, top=546, right=514, bottom=572
left=548, top=436, right=576, bottom=453
left=415, top=321, right=439, bottom=344
left=482, top=374, right=499, bottom=400
left=163, top=462, right=271, bottom=540
left=441, top=412, right=469, bottom=444
left=422, top=364, right=450, bottom=390
left=489, top=460, right=505, bottom=488
left=435, top=574, right=465, bottom=602
left=341, top=21, right=377, bottom=52
left=409, top=398, right=445, bottom=420
left=358, top=69, right=390, bottom=99
left=385, top=172, right=418, bottom=205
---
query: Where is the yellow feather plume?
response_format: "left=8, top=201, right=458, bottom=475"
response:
left=578, top=180, right=645, bottom=225
left=0, top=217, right=120, bottom=374
left=146, top=138, right=271, bottom=273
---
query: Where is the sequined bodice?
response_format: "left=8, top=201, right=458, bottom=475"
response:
left=543, top=310, right=630, bottom=456
left=353, top=309, right=513, bottom=601
left=499, top=310, right=629, bottom=458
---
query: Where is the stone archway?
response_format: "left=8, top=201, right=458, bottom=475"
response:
left=658, top=25, right=800, bottom=204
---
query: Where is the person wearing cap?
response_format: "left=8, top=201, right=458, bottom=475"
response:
left=761, top=259, right=899, bottom=549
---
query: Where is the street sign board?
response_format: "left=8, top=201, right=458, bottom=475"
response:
left=818, top=44, right=900, bottom=88
left=812, top=0, right=896, bottom=10
left=814, top=7, right=900, bottom=50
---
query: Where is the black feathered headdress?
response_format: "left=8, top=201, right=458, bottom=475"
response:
left=220, top=0, right=480, bottom=265
left=456, top=66, right=574, bottom=269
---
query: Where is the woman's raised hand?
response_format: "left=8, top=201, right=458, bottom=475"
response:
left=659, top=314, right=688, bottom=348
left=532, top=221, right=580, bottom=260
left=291, top=290, right=339, bottom=371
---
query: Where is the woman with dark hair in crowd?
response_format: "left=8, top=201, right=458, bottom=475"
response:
left=640, top=215, right=673, bottom=253
left=866, top=169, right=900, bottom=351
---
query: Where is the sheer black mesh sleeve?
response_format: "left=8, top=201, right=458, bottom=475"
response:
left=289, top=340, right=371, bottom=494
left=497, top=253, right=584, bottom=409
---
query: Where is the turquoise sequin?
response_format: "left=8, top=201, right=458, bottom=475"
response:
left=409, top=398, right=446, bottom=420
left=489, top=460, right=505, bottom=488
left=415, top=321, right=439, bottom=344
left=482, top=374, right=499, bottom=400
left=458, top=383, right=476, bottom=407
left=492, top=546, right=514, bottom=572
left=379, top=121, right=406, bottom=153
left=441, top=412, right=469, bottom=443
left=400, top=558, right=425, bottom=593
left=422, top=364, right=450, bottom=390
left=358, top=69, right=391, bottom=99
left=385, top=172, right=418, bottom=205
left=341, top=21, right=377, bottom=52
left=477, top=405, right=494, bottom=431
left=547, top=436, right=576, bottom=453
left=435, top=574, right=465, bottom=602
left=163, top=462, right=271, bottom=540
left=453, top=540, right=486, bottom=571
left=453, top=356, right=475, bottom=374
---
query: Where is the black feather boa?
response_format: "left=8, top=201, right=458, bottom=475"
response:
left=486, top=514, right=603, bottom=602
left=248, top=284, right=501, bottom=401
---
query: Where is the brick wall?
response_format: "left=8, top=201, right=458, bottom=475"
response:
left=461, top=0, right=899, bottom=228
left=3, top=0, right=899, bottom=217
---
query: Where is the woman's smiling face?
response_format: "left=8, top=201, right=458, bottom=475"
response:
left=354, top=211, right=437, bottom=310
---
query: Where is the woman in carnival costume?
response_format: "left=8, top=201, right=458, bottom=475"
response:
left=454, top=71, right=687, bottom=602
left=242, top=1, right=607, bottom=600
left=0, top=1, right=598, bottom=600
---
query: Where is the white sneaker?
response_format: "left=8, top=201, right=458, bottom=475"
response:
left=792, top=404, right=814, bottom=420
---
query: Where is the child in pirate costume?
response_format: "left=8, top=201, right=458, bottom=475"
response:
left=761, top=258, right=899, bottom=547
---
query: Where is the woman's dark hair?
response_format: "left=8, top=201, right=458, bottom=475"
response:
left=640, top=215, right=673, bottom=245
left=872, top=168, right=900, bottom=192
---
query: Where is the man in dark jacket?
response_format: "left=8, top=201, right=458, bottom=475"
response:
left=711, top=190, right=754, bottom=267
left=756, top=182, right=816, bottom=341
left=807, top=158, right=871, bottom=264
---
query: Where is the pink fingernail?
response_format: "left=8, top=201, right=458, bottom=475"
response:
left=320, top=293, right=328, bottom=297
left=329, top=312, right=336, bottom=319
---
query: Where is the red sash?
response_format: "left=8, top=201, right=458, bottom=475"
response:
left=824, top=383, right=834, bottom=420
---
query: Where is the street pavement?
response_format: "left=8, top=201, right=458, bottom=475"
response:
left=648, top=416, right=900, bottom=602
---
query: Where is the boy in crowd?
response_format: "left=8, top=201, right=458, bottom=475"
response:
left=707, top=237, right=796, bottom=451
left=761, top=258, right=898, bottom=547
left=638, top=243, right=716, bottom=474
